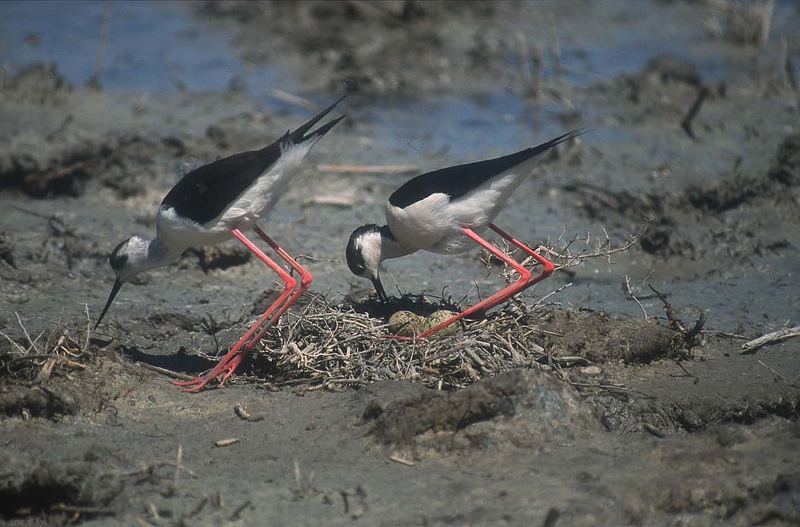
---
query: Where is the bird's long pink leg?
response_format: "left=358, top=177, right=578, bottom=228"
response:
left=253, top=226, right=312, bottom=311
left=173, top=228, right=297, bottom=392
left=488, top=223, right=555, bottom=287
left=416, top=226, right=553, bottom=338
left=234, top=226, right=312, bottom=350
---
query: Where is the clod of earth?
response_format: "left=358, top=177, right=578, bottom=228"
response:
left=365, top=370, right=597, bottom=455
left=0, top=384, right=78, bottom=418
left=0, top=451, right=122, bottom=518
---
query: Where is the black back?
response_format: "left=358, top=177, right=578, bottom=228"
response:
left=161, top=144, right=281, bottom=225
left=160, top=95, right=347, bottom=225
left=388, top=130, right=582, bottom=209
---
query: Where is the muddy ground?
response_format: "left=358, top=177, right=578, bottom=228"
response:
left=1, top=1, right=800, bottom=526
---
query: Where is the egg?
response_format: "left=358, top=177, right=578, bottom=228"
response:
left=419, top=310, right=460, bottom=337
left=388, top=310, right=425, bottom=337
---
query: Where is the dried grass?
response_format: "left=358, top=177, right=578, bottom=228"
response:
left=253, top=293, right=553, bottom=390
left=249, top=222, right=650, bottom=390
left=0, top=306, right=91, bottom=381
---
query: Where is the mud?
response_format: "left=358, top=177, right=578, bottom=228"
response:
left=1, top=1, right=800, bottom=525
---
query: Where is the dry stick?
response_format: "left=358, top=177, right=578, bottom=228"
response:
left=570, top=381, right=656, bottom=399
left=531, top=45, right=543, bottom=98
left=702, top=330, right=747, bottom=340
left=187, top=497, right=208, bottom=518
left=547, top=12, right=562, bottom=75
left=269, top=88, right=317, bottom=110
left=741, top=325, right=800, bottom=354
left=785, top=41, right=798, bottom=90
left=0, top=330, right=27, bottom=354
left=624, top=275, right=649, bottom=319
left=174, top=444, right=183, bottom=487
left=758, top=359, right=798, bottom=387
left=316, top=163, right=419, bottom=175
left=51, top=504, right=115, bottom=516
left=229, top=500, right=252, bottom=521
left=15, top=312, right=37, bottom=353
left=388, top=454, right=415, bottom=467
left=681, top=86, right=710, bottom=140
left=531, top=282, right=573, bottom=308
left=136, top=362, right=194, bottom=381
left=83, top=303, right=91, bottom=353
left=89, top=1, right=112, bottom=88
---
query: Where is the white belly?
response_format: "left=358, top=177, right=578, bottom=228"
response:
left=386, top=173, right=525, bottom=254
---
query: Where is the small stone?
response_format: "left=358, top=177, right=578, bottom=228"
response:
left=579, top=365, right=602, bottom=376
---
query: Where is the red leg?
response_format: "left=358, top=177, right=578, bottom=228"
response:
left=173, top=228, right=297, bottom=392
left=416, top=226, right=553, bottom=338
left=488, top=223, right=554, bottom=286
left=254, top=225, right=313, bottom=310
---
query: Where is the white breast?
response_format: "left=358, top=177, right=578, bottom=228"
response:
left=386, top=172, right=526, bottom=254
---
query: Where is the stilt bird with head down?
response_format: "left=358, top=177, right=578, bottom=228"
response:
left=346, top=130, right=582, bottom=337
left=96, top=96, right=346, bottom=391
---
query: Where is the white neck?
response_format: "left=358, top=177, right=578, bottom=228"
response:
left=121, top=238, right=182, bottom=280
left=380, top=227, right=415, bottom=261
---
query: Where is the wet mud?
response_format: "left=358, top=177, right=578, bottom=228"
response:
left=1, top=1, right=800, bottom=525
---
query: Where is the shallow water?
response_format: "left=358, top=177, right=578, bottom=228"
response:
left=3, top=0, right=783, bottom=158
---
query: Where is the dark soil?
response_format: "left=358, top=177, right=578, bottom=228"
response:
left=1, top=1, right=799, bottom=525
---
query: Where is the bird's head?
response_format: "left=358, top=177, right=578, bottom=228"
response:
left=346, top=224, right=388, bottom=302
left=94, top=235, right=151, bottom=329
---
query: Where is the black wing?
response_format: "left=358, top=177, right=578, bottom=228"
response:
left=160, top=96, right=347, bottom=225
left=388, top=130, right=583, bottom=209
left=160, top=144, right=281, bottom=225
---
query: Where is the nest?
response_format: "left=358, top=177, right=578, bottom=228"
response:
left=0, top=311, right=90, bottom=382
left=253, top=293, right=556, bottom=391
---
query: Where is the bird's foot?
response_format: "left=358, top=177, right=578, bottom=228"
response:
left=172, top=352, right=245, bottom=393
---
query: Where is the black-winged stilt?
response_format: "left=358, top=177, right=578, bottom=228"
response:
left=95, top=96, right=346, bottom=392
left=346, top=130, right=581, bottom=338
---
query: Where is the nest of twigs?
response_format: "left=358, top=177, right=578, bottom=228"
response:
left=0, top=310, right=91, bottom=382
left=252, top=293, right=558, bottom=391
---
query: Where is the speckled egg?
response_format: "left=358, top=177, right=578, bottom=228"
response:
left=420, top=310, right=460, bottom=337
left=388, top=310, right=425, bottom=337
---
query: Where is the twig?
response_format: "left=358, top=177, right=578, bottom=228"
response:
left=569, top=381, right=656, bottom=399
left=741, top=325, right=800, bottom=354
left=174, top=444, right=183, bottom=487
left=316, top=164, right=419, bottom=175
left=229, top=500, right=251, bottom=521
left=269, top=89, right=317, bottom=110
left=15, top=312, right=37, bottom=353
left=136, top=362, right=194, bottom=381
left=83, top=303, right=91, bottom=353
left=388, top=454, right=415, bottom=466
left=88, top=1, right=112, bottom=88
left=0, top=330, right=27, bottom=354
left=623, top=275, right=648, bottom=319
left=547, top=12, right=562, bottom=75
left=681, top=86, right=710, bottom=140
left=51, top=503, right=115, bottom=516
left=758, top=359, right=798, bottom=387
left=531, top=282, right=572, bottom=308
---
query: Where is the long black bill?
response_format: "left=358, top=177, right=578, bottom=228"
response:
left=94, top=278, right=123, bottom=330
left=291, top=94, right=347, bottom=143
left=371, top=276, right=388, bottom=303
